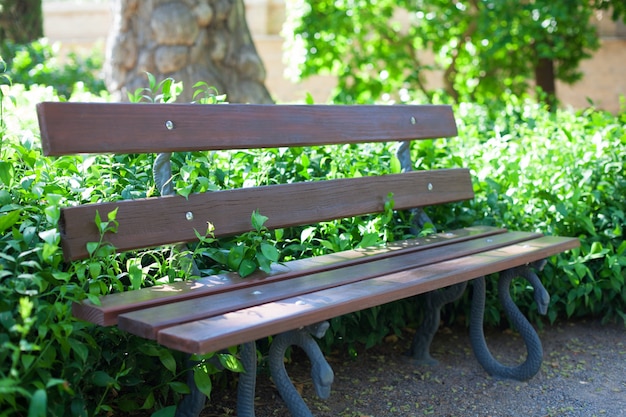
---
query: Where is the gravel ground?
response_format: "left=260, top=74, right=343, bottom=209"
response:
left=200, top=319, right=626, bottom=417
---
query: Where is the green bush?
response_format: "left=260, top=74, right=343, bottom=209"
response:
left=1, top=39, right=106, bottom=99
left=0, top=84, right=197, bottom=417
left=437, top=97, right=626, bottom=327
left=1, top=69, right=624, bottom=416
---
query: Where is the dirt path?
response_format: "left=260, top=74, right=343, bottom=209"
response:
left=200, top=319, right=626, bottom=417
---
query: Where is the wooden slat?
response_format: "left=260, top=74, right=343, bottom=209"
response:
left=37, top=103, right=457, bottom=156
left=156, top=235, right=580, bottom=354
left=72, top=226, right=506, bottom=326
left=118, top=230, right=543, bottom=339
left=60, top=169, right=473, bottom=261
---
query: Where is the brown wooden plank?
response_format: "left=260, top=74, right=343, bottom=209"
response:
left=73, top=225, right=506, bottom=326
left=60, top=169, right=474, bottom=261
left=37, top=103, right=457, bottom=156
left=156, top=235, right=580, bottom=354
left=118, top=230, right=544, bottom=339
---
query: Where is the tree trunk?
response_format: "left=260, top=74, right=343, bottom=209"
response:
left=534, top=57, right=557, bottom=111
left=104, top=0, right=273, bottom=104
left=0, top=0, right=43, bottom=44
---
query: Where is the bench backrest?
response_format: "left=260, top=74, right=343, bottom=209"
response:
left=37, top=103, right=472, bottom=261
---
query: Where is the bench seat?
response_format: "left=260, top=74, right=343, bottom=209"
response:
left=131, top=231, right=576, bottom=354
left=70, top=226, right=578, bottom=353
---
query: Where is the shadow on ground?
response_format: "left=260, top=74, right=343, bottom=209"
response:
left=200, top=319, right=626, bottom=417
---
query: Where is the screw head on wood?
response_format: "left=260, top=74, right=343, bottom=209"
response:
left=165, top=120, right=174, bottom=130
left=185, top=211, right=194, bottom=221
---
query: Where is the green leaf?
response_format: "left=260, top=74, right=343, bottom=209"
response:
left=227, top=246, right=245, bottom=270
left=127, top=259, right=143, bottom=291
left=0, top=161, right=14, bottom=186
left=0, top=210, right=20, bottom=234
left=146, top=72, right=156, bottom=90
left=160, top=78, right=173, bottom=99
left=92, top=371, right=115, bottom=387
left=177, top=184, right=193, bottom=199
left=150, top=405, right=176, bottom=417
left=94, top=210, right=103, bottom=233
left=256, top=254, right=272, bottom=274
left=71, top=340, right=89, bottom=364
left=88, top=261, right=102, bottom=279
left=205, top=248, right=228, bottom=265
left=21, top=354, right=36, bottom=370
left=389, top=156, right=401, bottom=174
left=260, top=243, right=279, bottom=262
left=300, top=226, right=316, bottom=242
left=107, top=207, right=119, bottom=222
left=158, top=349, right=177, bottom=374
left=85, top=242, right=100, bottom=256
left=305, top=91, right=315, bottom=104
left=590, top=241, right=603, bottom=254
left=193, top=368, right=213, bottom=398
left=27, top=389, right=46, bottom=417
left=87, top=293, right=102, bottom=306
left=70, top=397, right=87, bottom=416
left=0, top=189, right=11, bottom=205
left=365, top=332, right=378, bottom=349
left=238, top=259, right=257, bottom=278
left=251, top=210, right=269, bottom=231
left=38, top=228, right=58, bottom=245
left=218, top=353, right=245, bottom=372
left=357, top=232, right=379, bottom=249
left=168, top=381, right=190, bottom=394
left=141, top=392, right=155, bottom=410
left=45, top=378, right=69, bottom=389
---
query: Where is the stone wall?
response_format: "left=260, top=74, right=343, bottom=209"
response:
left=43, top=1, right=625, bottom=111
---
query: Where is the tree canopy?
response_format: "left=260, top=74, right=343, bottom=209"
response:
left=284, top=0, right=625, bottom=107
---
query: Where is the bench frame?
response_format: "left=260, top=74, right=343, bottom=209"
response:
left=37, top=102, right=579, bottom=417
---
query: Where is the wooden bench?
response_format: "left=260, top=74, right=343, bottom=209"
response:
left=37, top=102, right=579, bottom=417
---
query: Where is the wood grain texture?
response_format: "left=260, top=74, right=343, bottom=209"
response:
left=60, top=169, right=473, bottom=261
left=72, top=226, right=506, bottom=326
left=37, top=103, right=457, bottom=156
left=117, top=230, right=543, bottom=339
left=156, top=235, right=580, bottom=354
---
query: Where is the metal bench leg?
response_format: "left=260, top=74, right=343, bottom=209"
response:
left=268, top=322, right=334, bottom=417
left=236, top=341, right=258, bottom=417
left=176, top=341, right=258, bottom=417
left=407, top=282, right=467, bottom=364
left=175, top=356, right=207, bottom=417
left=469, top=261, right=549, bottom=381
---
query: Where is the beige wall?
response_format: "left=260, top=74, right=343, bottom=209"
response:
left=43, top=1, right=626, bottom=111
left=557, top=39, right=626, bottom=112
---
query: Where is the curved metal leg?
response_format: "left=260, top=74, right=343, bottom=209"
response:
left=236, top=341, right=258, bottom=417
left=407, top=282, right=467, bottom=364
left=175, top=356, right=207, bottom=417
left=176, top=341, right=258, bottom=417
left=469, top=262, right=550, bottom=381
left=268, top=323, right=334, bottom=417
